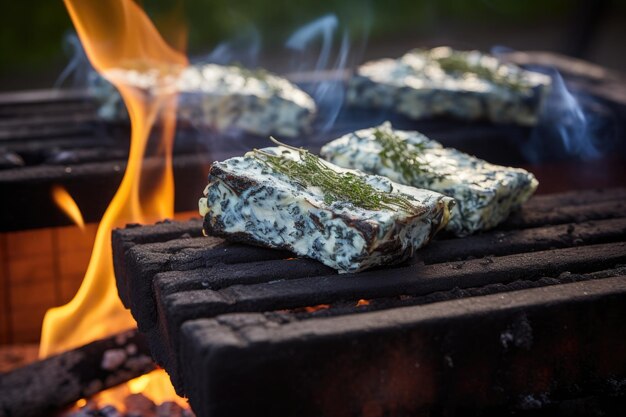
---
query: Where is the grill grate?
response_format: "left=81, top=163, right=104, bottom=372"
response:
left=112, top=187, right=626, bottom=416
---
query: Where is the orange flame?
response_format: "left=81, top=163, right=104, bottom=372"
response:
left=356, top=299, right=370, bottom=307
left=52, top=185, right=85, bottom=230
left=40, top=0, right=188, bottom=408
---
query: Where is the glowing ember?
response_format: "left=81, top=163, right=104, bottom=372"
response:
left=52, top=185, right=85, bottom=230
left=304, top=304, right=331, bottom=313
left=40, top=0, right=188, bottom=408
left=356, top=299, right=370, bottom=307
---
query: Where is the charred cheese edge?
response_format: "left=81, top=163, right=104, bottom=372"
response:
left=91, top=64, right=316, bottom=137
left=348, top=47, right=551, bottom=126
left=320, top=122, right=538, bottom=236
left=199, top=146, right=454, bottom=273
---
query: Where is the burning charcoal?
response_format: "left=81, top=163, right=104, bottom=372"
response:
left=0, top=330, right=154, bottom=417
left=99, top=405, right=123, bottom=417
left=124, top=394, right=156, bottom=417
left=156, top=402, right=188, bottom=417
left=65, top=409, right=96, bottom=417
left=67, top=401, right=116, bottom=417
left=0, top=150, right=25, bottom=169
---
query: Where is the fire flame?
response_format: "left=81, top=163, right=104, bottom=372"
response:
left=40, top=0, right=188, bottom=408
left=52, top=185, right=85, bottom=230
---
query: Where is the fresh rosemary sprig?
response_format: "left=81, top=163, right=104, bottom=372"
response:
left=373, top=126, right=443, bottom=184
left=433, top=52, right=528, bottom=92
left=251, top=138, right=424, bottom=215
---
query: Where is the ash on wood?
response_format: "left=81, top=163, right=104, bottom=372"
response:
left=112, top=188, right=626, bottom=416
left=0, top=329, right=154, bottom=417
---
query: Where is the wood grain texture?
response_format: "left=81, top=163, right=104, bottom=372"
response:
left=0, top=329, right=154, bottom=417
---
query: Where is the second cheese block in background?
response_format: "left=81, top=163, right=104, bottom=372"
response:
left=348, top=47, right=551, bottom=126
left=321, top=122, right=538, bottom=236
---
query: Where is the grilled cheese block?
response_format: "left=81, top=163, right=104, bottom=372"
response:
left=348, top=47, right=551, bottom=126
left=321, top=122, right=538, bottom=236
left=199, top=145, right=454, bottom=272
left=91, top=64, right=317, bottom=137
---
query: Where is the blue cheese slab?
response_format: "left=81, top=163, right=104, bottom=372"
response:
left=348, top=47, right=551, bottom=126
left=320, top=122, right=538, bottom=236
left=198, top=147, right=454, bottom=273
left=91, top=64, right=317, bottom=137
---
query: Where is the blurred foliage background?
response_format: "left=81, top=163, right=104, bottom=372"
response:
left=1, top=0, right=624, bottom=90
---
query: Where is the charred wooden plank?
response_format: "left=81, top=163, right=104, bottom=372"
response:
left=502, top=199, right=626, bottom=229
left=417, top=217, right=626, bottom=264
left=180, top=276, right=626, bottom=417
left=0, top=329, right=154, bottom=417
left=1, top=137, right=111, bottom=153
left=120, top=237, right=292, bottom=331
left=0, top=101, right=96, bottom=118
left=0, top=124, right=94, bottom=141
left=0, top=89, right=91, bottom=106
left=154, top=242, right=626, bottom=393
left=156, top=241, right=626, bottom=315
left=292, top=266, right=626, bottom=320
left=521, top=187, right=626, bottom=209
left=119, top=237, right=220, bottom=317
left=112, top=219, right=204, bottom=306
left=148, top=258, right=334, bottom=388
left=0, top=113, right=98, bottom=131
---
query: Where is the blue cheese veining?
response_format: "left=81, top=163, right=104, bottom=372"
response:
left=320, top=122, right=538, bottom=236
left=91, top=64, right=316, bottom=137
left=199, top=145, right=454, bottom=273
left=347, top=47, right=551, bottom=126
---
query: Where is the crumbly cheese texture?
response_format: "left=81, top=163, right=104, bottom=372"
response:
left=320, top=122, right=538, bottom=236
left=347, top=47, right=551, bottom=126
left=90, top=64, right=317, bottom=137
left=198, top=147, right=454, bottom=273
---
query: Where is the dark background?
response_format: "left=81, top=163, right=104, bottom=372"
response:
left=1, top=0, right=625, bottom=91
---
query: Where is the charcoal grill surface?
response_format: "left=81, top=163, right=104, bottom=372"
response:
left=112, top=187, right=626, bottom=417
